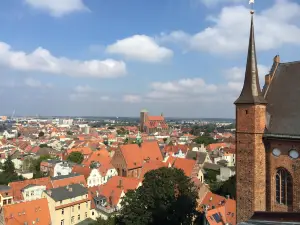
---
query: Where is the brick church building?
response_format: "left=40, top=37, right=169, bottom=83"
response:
left=235, top=11, right=300, bottom=223
left=140, top=109, right=168, bottom=134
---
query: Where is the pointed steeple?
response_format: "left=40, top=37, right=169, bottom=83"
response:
left=234, top=11, right=267, bottom=105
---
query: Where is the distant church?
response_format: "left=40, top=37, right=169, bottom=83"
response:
left=140, top=109, right=168, bottom=134
left=235, top=11, right=300, bottom=223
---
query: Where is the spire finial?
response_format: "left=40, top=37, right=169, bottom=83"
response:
left=249, top=0, right=255, bottom=14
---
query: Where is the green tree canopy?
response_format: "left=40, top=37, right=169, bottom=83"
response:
left=89, top=216, right=117, bottom=225
left=67, top=151, right=84, bottom=164
left=38, top=131, right=45, bottom=137
left=117, top=167, right=198, bottom=225
left=193, top=135, right=216, bottom=146
left=215, top=175, right=236, bottom=199
left=0, top=155, right=24, bottom=185
left=3, top=155, right=15, bottom=174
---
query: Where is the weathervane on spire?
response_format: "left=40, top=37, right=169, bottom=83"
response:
left=249, top=0, right=255, bottom=14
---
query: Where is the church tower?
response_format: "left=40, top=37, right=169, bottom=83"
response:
left=234, top=11, right=267, bottom=222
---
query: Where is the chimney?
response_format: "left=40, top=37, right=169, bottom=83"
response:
left=226, top=195, right=230, bottom=199
left=96, top=191, right=99, bottom=197
left=68, top=187, right=72, bottom=192
left=47, top=190, right=52, bottom=196
left=118, top=179, right=123, bottom=188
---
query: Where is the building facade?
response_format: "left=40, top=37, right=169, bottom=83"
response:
left=235, top=11, right=300, bottom=223
left=140, top=109, right=168, bottom=134
left=42, top=184, right=90, bottom=225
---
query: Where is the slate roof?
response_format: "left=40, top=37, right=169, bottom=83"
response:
left=45, top=183, right=88, bottom=201
left=238, top=212, right=300, bottom=225
left=186, top=152, right=207, bottom=164
left=265, top=61, right=300, bottom=136
left=0, top=185, right=10, bottom=191
left=234, top=14, right=267, bottom=105
left=203, top=162, right=221, bottom=171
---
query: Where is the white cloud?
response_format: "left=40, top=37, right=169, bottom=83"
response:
left=24, top=0, right=89, bottom=17
left=74, top=85, right=95, bottom=93
left=160, top=1, right=300, bottom=54
left=123, top=95, right=142, bottom=103
left=0, top=42, right=127, bottom=78
left=24, top=77, right=52, bottom=88
left=106, top=35, right=173, bottom=63
left=146, top=78, right=218, bottom=102
left=143, top=63, right=269, bottom=103
left=69, top=85, right=112, bottom=102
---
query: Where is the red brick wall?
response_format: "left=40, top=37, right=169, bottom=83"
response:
left=265, top=139, right=300, bottom=212
left=111, top=149, right=127, bottom=176
left=236, top=104, right=266, bottom=222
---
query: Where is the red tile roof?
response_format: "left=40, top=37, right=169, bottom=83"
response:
left=2, top=198, right=51, bottom=225
left=9, top=177, right=52, bottom=201
left=148, top=116, right=164, bottom=121
left=141, top=141, right=163, bottom=161
left=51, top=174, right=87, bottom=188
left=140, top=160, right=166, bottom=180
left=72, top=165, right=91, bottom=179
left=119, top=144, right=143, bottom=169
left=96, top=176, right=140, bottom=206
left=171, top=158, right=197, bottom=177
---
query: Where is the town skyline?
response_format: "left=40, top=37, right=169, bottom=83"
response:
left=1, top=0, right=300, bottom=117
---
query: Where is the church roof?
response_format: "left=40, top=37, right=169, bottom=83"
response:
left=238, top=211, right=300, bottom=224
left=265, top=61, right=300, bottom=136
left=234, top=13, right=267, bottom=105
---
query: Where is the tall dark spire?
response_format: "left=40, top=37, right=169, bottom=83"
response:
left=234, top=12, right=267, bottom=105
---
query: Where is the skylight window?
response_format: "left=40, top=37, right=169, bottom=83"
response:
left=212, top=213, right=222, bottom=223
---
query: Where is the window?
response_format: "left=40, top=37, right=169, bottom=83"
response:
left=92, top=211, right=94, bottom=216
left=3, top=200, right=6, bottom=205
left=61, top=219, right=64, bottom=225
left=71, top=216, right=74, bottom=224
left=26, top=192, right=29, bottom=197
left=78, top=214, right=80, bottom=221
left=61, top=209, right=64, bottom=215
left=78, top=204, right=80, bottom=210
left=276, top=168, right=292, bottom=206
left=31, top=191, right=34, bottom=196
left=8, top=199, right=11, bottom=204
left=85, top=212, right=88, bottom=218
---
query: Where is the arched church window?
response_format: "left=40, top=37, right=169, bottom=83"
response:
left=276, top=168, right=292, bottom=206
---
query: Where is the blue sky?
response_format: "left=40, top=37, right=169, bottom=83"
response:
left=1, top=0, right=300, bottom=118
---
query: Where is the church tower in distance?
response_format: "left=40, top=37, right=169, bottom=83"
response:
left=234, top=11, right=267, bottom=222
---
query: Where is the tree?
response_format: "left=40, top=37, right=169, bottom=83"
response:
left=38, top=131, right=45, bottom=137
left=67, top=131, right=73, bottom=135
left=29, top=154, right=51, bottom=175
left=193, top=135, right=216, bottom=146
left=89, top=216, right=117, bottom=225
left=215, top=175, right=236, bottom=199
left=39, top=144, right=48, bottom=148
left=163, top=138, right=168, bottom=143
left=0, top=155, right=25, bottom=185
left=117, top=167, right=198, bottom=225
left=67, top=151, right=84, bottom=164
left=3, top=155, right=15, bottom=174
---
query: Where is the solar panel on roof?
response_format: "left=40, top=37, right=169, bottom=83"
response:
left=212, top=213, right=222, bottom=223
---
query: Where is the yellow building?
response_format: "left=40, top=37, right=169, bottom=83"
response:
left=0, top=185, right=13, bottom=207
left=42, top=184, right=90, bottom=225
